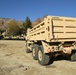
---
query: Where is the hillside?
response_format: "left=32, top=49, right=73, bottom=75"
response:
left=0, top=16, right=44, bottom=32
left=0, top=18, right=23, bottom=30
left=0, top=18, right=14, bottom=30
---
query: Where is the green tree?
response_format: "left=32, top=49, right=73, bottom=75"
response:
left=23, top=17, right=32, bottom=34
left=6, top=20, right=20, bottom=36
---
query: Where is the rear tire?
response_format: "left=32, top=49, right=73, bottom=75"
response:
left=32, top=44, right=38, bottom=60
left=38, top=46, right=50, bottom=66
left=71, top=53, right=76, bottom=61
left=70, top=50, right=76, bottom=61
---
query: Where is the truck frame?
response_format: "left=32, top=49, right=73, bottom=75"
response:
left=25, top=15, right=76, bottom=65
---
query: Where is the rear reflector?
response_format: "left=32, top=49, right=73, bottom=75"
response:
left=48, top=26, right=50, bottom=31
left=52, top=46, right=54, bottom=49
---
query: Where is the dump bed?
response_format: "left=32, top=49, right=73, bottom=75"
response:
left=27, top=16, right=76, bottom=42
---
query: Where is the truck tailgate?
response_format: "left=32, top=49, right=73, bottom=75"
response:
left=52, top=17, right=76, bottom=39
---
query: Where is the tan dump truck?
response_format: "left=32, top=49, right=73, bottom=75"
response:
left=25, top=15, right=76, bottom=65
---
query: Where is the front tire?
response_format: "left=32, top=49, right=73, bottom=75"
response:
left=25, top=41, right=31, bottom=53
left=26, top=49, right=31, bottom=53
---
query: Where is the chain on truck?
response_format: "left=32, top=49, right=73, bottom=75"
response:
left=25, top=15, right=76, bottom=66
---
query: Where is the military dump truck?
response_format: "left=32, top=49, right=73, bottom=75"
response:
left=25, top=15, right=76, bottom=65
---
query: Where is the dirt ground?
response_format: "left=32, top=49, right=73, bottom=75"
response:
left=0, top=40, right=76, bottom=75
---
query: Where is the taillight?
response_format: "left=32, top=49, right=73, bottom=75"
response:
left=48, top=26, right=50, bottom=31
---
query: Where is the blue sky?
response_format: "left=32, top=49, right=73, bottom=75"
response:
left=0, top=0, right=76, bottom=21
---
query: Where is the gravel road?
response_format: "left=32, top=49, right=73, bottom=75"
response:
left=0, top=40, right=76, bottom=75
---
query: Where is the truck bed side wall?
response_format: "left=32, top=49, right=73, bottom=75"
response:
left=27, top=16, right=76, bottom=42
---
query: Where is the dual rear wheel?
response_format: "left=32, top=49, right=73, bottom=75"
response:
left=25, top=42, right=76, bottom=65
left=32, top=44, right=50, bottom=66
